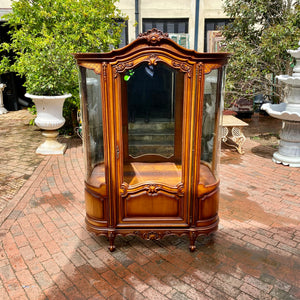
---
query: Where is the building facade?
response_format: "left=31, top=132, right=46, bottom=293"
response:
left=117, top=0, right=229, bottom=52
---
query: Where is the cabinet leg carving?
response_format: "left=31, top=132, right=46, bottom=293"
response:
left=189, top=231, right=196, bottom=252
left=108, top=231, right=116, bottom=252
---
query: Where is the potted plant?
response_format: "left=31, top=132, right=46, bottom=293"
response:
left=0, top=0, right=125, bottom=154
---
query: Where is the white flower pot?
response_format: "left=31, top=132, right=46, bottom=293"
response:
left=25, top=93, right=72, bottom=155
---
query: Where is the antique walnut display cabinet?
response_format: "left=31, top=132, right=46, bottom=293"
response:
left=74, top=29, right=229, bottom=251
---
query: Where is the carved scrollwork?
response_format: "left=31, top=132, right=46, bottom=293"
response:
left=144, top=232, right=160, bottom=240
left=176, top=183, right=184, bottom=197
left=172, top=61, right=192, bottom=77
left=145, top=184, right=162, bottom=196
left=197, top=63, right=204, bottom=81
left=120, top=182, right=129, bottom=197
left=146, top=54, right=160, bottom=66
left=138, top=28, right=169, bottom=44
left=114, top=62, right=134, bottom=77
left=133, top=231, right=168, bottom=240
left=120, top=182, right=184, bottom=198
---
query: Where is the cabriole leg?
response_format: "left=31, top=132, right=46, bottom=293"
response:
left=189, top=231, right=196, bottom=252
left=108, top=231, right=116, bottom=252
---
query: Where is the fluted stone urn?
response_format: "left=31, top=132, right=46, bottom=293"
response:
left=262, top=41, right=300, bottom=167
left=25, top=93, right=71, bottom=155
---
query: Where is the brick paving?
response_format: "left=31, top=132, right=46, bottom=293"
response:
left=0, top=111, right=299, bottom=299
left=0, top=110, right=44, bottom=220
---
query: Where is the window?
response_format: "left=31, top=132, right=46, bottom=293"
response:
left=117, top=20, right=128, bottom=48
left=143, top=18, right=189, bottom=48
left=204, top=19, right=231, bottom=52
left=118, top=20, right=128, bottom=48
left=143, top=19, right=188, bottom=34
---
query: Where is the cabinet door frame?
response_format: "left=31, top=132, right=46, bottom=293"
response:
left=112, top=53, right=197, bottom=227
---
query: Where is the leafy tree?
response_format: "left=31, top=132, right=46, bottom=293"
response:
left=221, top=0, right=300, bottom=107
left=0, top=0, right=125, bottom=130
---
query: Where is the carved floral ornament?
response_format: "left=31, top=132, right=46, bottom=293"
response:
left=137, top=28, right=169, bottom=44
left=172, top=61, right=192, bottom=78
left=114, top=54, right=193, bottom=78
left=133, top=231, right=172, bottom=241
left=120, top=182, right=184, bottom=197
left=114, top=62, right=134, bottom=78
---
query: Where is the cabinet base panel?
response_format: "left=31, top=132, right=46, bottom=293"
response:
left=86, top=217, right=219, bottom=252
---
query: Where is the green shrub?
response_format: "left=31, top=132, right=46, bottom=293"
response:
left=0, top=0, right=125, bottom=132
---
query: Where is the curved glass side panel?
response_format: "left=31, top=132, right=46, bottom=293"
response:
left=80, top=67, right=105, bottom=187
left=213, top=67, right=226, bottom=176
left=201, top=69, right=219, bottom=166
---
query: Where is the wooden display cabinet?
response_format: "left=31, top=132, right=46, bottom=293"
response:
left=74, top=29, right=229, bottom=251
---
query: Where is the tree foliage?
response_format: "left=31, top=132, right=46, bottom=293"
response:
left=0, top=0, right=124, bottom=100
left=222, top=0, right=300, bottom=106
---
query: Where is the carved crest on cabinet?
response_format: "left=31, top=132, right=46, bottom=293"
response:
left=138, top=28, right=169, bottom=44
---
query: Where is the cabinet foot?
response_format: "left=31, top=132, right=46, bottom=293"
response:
left=189, top=245, right=196, bottom=252
left=108, top=231, right=116, bottom=252
left=189, top=231, right=196, bottom=252
left=108, top=245, right=116, bottom=252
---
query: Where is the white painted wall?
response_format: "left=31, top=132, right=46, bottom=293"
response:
left=0, top=0, right=12, bottom=19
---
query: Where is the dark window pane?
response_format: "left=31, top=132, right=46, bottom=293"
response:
left=142, top=18, right=188, bottom=34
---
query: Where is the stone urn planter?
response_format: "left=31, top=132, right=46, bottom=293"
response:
left=25, top=93, right=72, bottom=155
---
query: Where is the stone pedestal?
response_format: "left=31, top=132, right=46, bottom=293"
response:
left=273, top=121, right=300, bottom=167
left=36, top=130, right=67, bottom=155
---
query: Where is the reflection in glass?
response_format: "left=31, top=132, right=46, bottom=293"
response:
left=122, top=62, right=184, bottom=186
left=201, top=69, right=218, bottom=164
left=125, top=62, right=179, bottom=158
left=82, top=68, right=105, bottom=186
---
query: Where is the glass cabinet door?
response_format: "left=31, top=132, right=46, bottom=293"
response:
left=121, top=62, right=184, bottom=187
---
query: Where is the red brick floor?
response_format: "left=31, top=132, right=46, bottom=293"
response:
left=0, top=112, right=299, bottom=299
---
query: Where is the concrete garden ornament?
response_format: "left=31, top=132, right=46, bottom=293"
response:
left=262, top=41, right=300, bottom=167
left=25, top=93, right=71, bottom=155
